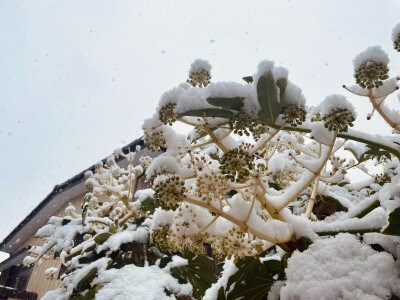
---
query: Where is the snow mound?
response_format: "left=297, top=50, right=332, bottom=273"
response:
left=280, top=233, right=400, bottom=300
left=353, top=46, right=389, bottom=69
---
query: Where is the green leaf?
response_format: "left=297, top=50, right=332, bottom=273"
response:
left=317, top=228, right=381, bottom=236
left=360, top=145, right=392, bottom=162
left=82, top=244, right=96, bottom=254
left=178, top=108, right=234, bottom=119
left=62, top=219, right=71, bottom=226
left=171, top=250, right=217, bottom=299
left=276, top=77, right=288, bottom=103
left=382, top=207, right=400, bottom=236
left=94, top=233, right=111, bottom=245
left=75, top=267, right=97, bottom=293
left=224, top=257, right=276, bottom=300
left=82, top=203, right=88, bottom=224
left=322, top=195, right=348, bottom=212
left=70, top=284, right=101, bottom=300
left=206, top=97, right=245, bottom=111
left=355, top=200, right=380, bottom=218
left=242, top=76, right=253, bottom=83
left=256, top=72, right=282, bottom=125
left=140, top=197, right=157, bottom=214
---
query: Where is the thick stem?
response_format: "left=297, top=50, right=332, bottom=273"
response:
left=368, top=89, right=400, bottom=132
left=203, top=126, right=229, bottom=153
left=181, top=195, right=291, bottom=244
left=305, top=176, right=319, bottom=219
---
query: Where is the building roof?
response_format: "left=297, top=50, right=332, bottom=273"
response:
left=0, top=137, right=147, bottom=254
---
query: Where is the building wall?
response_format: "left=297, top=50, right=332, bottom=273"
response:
left=14, top=175, right=149, bottom=299
left=23, top=193, right=85, bottom=299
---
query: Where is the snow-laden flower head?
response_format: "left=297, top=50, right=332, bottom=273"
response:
left=353, top=46, right=390, bottom=89
left=392, top=23, right=400, bottom=52
left=187, top=59, right=212, bottom=87
left=320, top=94, right=356, bottom=132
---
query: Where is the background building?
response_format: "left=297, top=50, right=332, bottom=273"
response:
left=0, top=138, right=157, bottom=299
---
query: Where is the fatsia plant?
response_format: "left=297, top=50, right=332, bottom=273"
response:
left=23, top=25, right=400, bottom=300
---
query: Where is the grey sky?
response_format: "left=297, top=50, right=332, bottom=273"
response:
left=1, top=0, right=399, bottom=240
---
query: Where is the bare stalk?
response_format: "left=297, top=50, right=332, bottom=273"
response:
left=277, top=130, right=338, bottom=211
left=305, top=176, right=319, bottom=219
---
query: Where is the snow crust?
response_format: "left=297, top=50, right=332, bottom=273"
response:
left=189, top=59, right=212, bottom=73
left=320, top=94, right=356, bottom=116
left=95, top=260, right=192, bottom=300
left=280, top=234, right=400, bottom=300
left=353, top=46, right=389, bottom=69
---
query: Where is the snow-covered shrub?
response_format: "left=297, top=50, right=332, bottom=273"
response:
left=24, top=25, right=400, bottom=300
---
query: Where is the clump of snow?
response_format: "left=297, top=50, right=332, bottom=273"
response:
left=392, top=23, right=400, bottom=41
left=353, top=46, right=389, bottom=69
left=97, top=226, right=149, bottom=253
left=283, top=82, right=306, bottom=107
left=134, top=189, right=155, bottom=202
left=254, top=60, right=288, bottom=84
left=146, top=155, right=179, bottom=178
left=45, top=267, right=59, bottom=280
left=279, top=233, right=400, bottom=299
left=189, top=59, right=212, bottom=73
left=203, top=257, right=238, bottom=300
left=152, top=208, right=175, bottom=229
left=309, top=121, right=335, bottom=145
left=95, top=261, right=192, bottom=300
left=319, top=94, right=356, bottom=117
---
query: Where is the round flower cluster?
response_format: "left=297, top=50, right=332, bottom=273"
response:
left=229, top=111, right=257, bottom=136
left=394, top=34, right=400, bottom=52
left=322, top=108, right=356, bottom=132
left=139, top=156, right=152, bottom=169
left=251, top=125, right=270, bottom=141
left=374, top=173, right=391, bottom=186
left=159, top=103, right=178, bottom=126
left=194, top=170, right=230, bottom=203
left=151, top=226, right=170, bottom=252
left=187, top=69, right=211, bottom=87
left=281, top=104, right=307, bottom=127
left=220, top=145, right=253, bottom=183
left=144, top=129, right=165, bottom=151
left=168, top=231, right=208, bottom=255
left=212, top=227, right=266, bottom=259
left=354, top=61, right=389, bottom=89
left=153, top=175, right=186, bottom=210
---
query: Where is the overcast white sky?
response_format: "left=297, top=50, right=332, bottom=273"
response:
left=0, top=0, right=399, bottom=241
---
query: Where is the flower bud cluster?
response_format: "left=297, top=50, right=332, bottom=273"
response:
left=281, top=104, right=307, bottom=127
left=229, top=111, right=257, bottom=136
left=144, top=129, right=165, bottom=151
left=212, top=227, right=266, bottom=258
left=374, top=173, right=391, bottom=186
left=187, top=69, right=211, bottom=87
left=194, top=170, right=230, bottom=203
left=168, top=231, right=208, bottom=255
left=151, top=226, right=170, bottom=252
left=153, top=175, right=186, bottom=210
left=159, top=103, right=178, bottom=126
left=220, top=144, right=253, bottom=183
left=322, top=108, right=355, bottom=132
left=139, top=156, right=152, bottom=169
left=252, top=125, right=270, bottom=141
left=394, top=34, right=400, bottom=52
left=354, top=61, right=389, bottom=89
